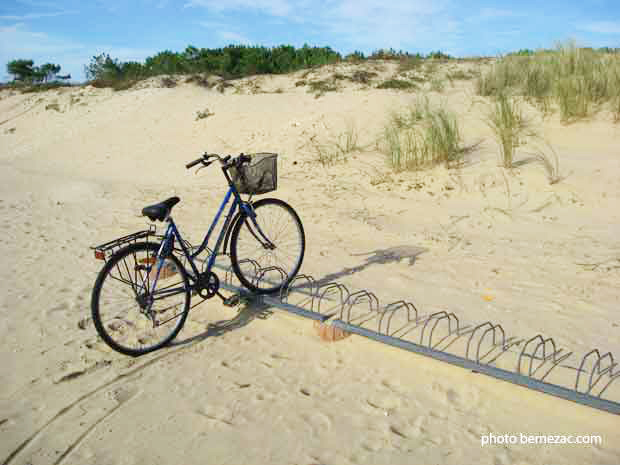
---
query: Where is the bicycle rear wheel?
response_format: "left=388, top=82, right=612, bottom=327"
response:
left=91, top=242, right=191, bottom=356
left=230, top=198, right=305, bottom=294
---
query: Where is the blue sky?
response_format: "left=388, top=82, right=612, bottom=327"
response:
left=1, top=0, right=619, bottom=82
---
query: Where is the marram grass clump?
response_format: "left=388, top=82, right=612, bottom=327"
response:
left=477, top=41, right=620, bottom=122
left=486, top=93, right=530, bottom=168
left=380, top=98, right=465, bottom=171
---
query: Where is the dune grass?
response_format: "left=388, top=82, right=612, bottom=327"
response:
left=477, top=41, right=620, bottom=122
left=532, top=144, right=562, bottom=184
left=486, top=93, right=530, bottom=168
left=486, top=94, right=562, bottom=182
left=380, top=98, right=465, bottom=171
left=310, top=120, right=363, bottom=166
left=430, top=76, right=445, bottom=92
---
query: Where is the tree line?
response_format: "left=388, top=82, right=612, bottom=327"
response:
left=6, top=59, right=70, bottom=83
left=4, top=44, right=459, bottom=88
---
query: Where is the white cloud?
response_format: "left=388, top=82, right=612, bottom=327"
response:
left=317, top=0, right=459, bottom=50
left=0, top=22, right=84, bottom=57
left=198, top=21, right=253, bottom=45
left=0, top=11, right=76, bottom=21
left=218, top=31, right=252, bottom=44
left=190, top=0, right=461, bottom=52
left=465, top=7, right=523, bottom=24
left=185, top=0, right=292, bottom=17
left=577, top=21, right=620, bottom=35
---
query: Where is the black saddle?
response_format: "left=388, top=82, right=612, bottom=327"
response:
left=141, top=197, right=180, bottom=222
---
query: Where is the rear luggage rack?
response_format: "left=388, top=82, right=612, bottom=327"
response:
left=91, top=225, right=213, bottom=268
left=91, top=225, right=157, bottom=262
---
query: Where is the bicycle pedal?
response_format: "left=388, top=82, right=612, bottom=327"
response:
left=222, top=294, right=241, bottom=307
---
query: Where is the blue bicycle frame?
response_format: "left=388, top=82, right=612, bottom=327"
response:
left=153, top=185, right=245, bottom=290
left=143, top=157, right=281, bottom=307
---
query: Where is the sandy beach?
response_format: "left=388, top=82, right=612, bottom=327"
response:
left=1, top=61, right=619, bottom=464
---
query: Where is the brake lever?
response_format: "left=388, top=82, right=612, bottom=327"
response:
left=194, top=159, right=213, bottom=174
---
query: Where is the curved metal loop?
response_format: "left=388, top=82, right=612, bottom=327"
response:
left=227, top=258, right=260, bottom=286
left=378, top=300, right=419, bottom=336
left=576, top=349, right=618, bottom=394
left=279, top=274, right=316, bottom=307
left=254, top=265, right=288, bottom=287
left=420, top=311, right=460, bottom=348
left=517, top=335, right=566, bottom=377
left=316, top=282, right=350, bottom=316
left=465, top=321, right=507, bottom=362
left=342, top=289, right=380, bottom=323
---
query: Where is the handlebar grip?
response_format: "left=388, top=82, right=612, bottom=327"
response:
left=186, top=158, right=203, bottom=169
left=238, top=154, right=251, bottom=164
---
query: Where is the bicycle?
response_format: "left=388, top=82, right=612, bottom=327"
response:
left=90, top=152, right=305, bottom=356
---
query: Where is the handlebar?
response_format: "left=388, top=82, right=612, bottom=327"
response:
left=185, top=152, right=251, bottom=170
left=185, top=157, right=204, bottom=169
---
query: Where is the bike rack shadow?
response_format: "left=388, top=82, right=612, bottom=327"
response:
left=308, top=245, right=427, bottom=288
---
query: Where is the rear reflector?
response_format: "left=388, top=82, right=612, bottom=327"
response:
left=94, top=250, right=106, bottom=260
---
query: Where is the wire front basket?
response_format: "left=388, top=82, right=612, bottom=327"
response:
left=231, top=153, right=277, bottom=195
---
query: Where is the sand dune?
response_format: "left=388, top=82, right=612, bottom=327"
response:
left=1, top=62, right=619, bottom=464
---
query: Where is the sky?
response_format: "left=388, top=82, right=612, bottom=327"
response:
left=1, top=0, right=620, bottom=82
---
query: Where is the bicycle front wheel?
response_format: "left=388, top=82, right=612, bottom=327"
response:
left=91, top=242, right=191, bottom=356
left=230, top=198, right=305, bottom=294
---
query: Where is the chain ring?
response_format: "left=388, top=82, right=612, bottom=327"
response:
left=196, top=271, right=219, bottom=299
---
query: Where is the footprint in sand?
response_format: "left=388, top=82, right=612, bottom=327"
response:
left=299, top=410, right=332, bottom=437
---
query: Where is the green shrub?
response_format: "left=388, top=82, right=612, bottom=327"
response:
left=45, top=102, right=61, bottom=112
left=19, top=82, right=73, bottom=93
left=447, top=69, right=474, bottom=81
left=377, top=79, right=416, bottom=90
left=427, top=51, right=452, bottom=60
left=185, top=74, right=215, bottom=88
left=196, top=108, right=213, bottom=120
left=161, top=76, right=177, bottom=88
left=350, top=70, right=377, bottom=84
left=398, top=56, right=423, bottom=73
left=308, top=79, right=337, bottom=97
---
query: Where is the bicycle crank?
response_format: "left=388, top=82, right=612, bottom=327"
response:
left=195, top=271, right=220, bottom=299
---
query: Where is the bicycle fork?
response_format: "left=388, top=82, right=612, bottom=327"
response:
left=241, top=203, right=276, bottom=250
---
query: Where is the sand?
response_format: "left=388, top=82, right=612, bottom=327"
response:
left=1, top=61, right=619, bottom=465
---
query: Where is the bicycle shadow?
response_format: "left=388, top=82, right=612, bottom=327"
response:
left=312, top=245, right=427, bottom=287
left=172, top=245, right=426, bottom=346
left=170, top=301, right=273, bottom=347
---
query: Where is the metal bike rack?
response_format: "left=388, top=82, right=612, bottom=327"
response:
left=204, top=259, right=620, bottom=416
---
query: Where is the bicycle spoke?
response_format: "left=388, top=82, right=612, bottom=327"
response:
left=233, top=200, right=304, bottom=292
left=93, top=244, right=190, bottom=355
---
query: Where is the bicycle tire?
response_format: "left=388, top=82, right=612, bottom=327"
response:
left=91, top=242, right=191, bottom=356
left=230, top=198, right=305, bottom=294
